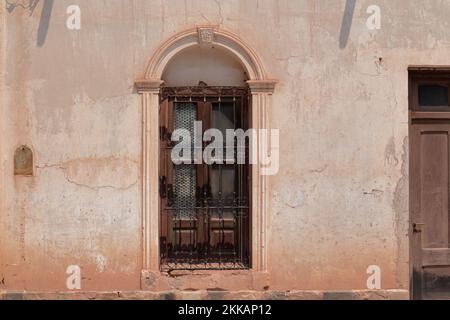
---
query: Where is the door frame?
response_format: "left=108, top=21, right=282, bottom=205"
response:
left=409, top=67, right=450, bottom=299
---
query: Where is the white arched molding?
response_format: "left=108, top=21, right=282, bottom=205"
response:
left=135, top=26, right=277, bottom=284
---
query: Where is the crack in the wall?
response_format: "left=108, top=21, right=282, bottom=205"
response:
left=36, top=158, right=140, bottom=191
left=309, top=165, right=328, bottom=174
left=214, top=0, right=223, bottom=25
left=201, top=13, right=211, bottom=24
left=63, top=174, right=139, bottom=191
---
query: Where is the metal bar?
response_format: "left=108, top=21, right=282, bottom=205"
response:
left=164, top=207, right=249, bottom=210
left=160, top=87, right=250, bottom=271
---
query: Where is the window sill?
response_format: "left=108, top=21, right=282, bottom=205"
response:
left=141, top=269, right=269, bottom=291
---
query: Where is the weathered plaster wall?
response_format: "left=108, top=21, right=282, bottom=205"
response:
left=1, top=0, right=449, bottom=295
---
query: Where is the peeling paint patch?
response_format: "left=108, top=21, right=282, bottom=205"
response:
left=385, top=137, right=399, bottom=167
left=392, top=136, right=409, bottom=288
left=393, top=137, right=408, bottom=218
left=273, top=186, right=306, bottom=210
left=63, top=157, right=139, bottom=190
left=363, top=189, right=384, bottom=198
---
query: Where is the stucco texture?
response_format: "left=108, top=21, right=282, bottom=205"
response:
left=1, top=0, right=449, bottom=295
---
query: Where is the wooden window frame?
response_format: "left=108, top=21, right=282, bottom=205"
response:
left=409, top=69, right=450, bottom=119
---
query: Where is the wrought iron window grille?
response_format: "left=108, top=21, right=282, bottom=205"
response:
left=159, top=86, right=251, bottom=272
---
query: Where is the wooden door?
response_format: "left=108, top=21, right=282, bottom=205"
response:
left=411, top=116, right=450, bottom=299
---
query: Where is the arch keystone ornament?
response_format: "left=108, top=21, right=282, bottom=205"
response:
left=135, top=27, right=277, bottom=287
left=197, top=26, right=215, bottom=48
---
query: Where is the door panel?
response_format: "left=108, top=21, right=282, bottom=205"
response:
left=420, top=131, right=449, bottom=248
left=411, top=120, right=450, bottom=299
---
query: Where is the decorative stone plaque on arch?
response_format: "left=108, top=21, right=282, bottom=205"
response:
left=135, top=26, right=277, bottom=285
left=198, top=26, right=215, bottom=48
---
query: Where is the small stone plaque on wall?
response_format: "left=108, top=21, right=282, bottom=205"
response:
left=14, top=146, right=34, bottom=176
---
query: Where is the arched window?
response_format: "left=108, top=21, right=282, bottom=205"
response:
left=136, top=27, right=277, bottom=277
left=159, top=46, right=251, bottom=271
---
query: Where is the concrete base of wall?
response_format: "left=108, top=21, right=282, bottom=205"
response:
left=0, top=290, right=410, bottom=300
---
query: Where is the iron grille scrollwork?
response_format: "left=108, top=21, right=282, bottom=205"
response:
left=160, top=87, right=250, bottom=272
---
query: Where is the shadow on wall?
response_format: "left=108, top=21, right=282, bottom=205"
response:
left=37, top=0, right=53, bottom=47
left=5, top=0, right=54, bottom=47
left=339, top=0, right=356, bottom=49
